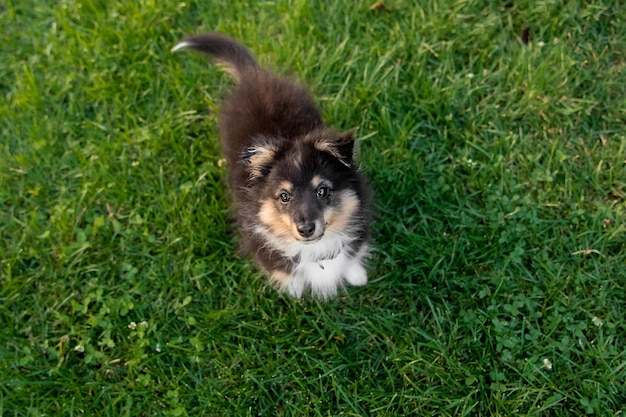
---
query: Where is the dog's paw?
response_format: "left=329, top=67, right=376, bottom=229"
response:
left=344, top=263, right=368, bottom=287
left=286, top=275, right=306, bottom=298
left=271, top=270, right=304, bottom=298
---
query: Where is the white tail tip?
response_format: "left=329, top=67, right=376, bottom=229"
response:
left=171, top=41, right=192, bottom=52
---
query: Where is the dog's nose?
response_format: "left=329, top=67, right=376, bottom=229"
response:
left=297, top=222, right=316, bottom=238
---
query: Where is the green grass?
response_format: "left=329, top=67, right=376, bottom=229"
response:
left=1, top=0, right=625, bottom=415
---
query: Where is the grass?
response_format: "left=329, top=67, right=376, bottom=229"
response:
left=1, top=0, right=625, bottom=415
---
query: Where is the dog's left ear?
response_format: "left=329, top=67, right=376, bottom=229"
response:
left=314, top=130, right=355, bottom=167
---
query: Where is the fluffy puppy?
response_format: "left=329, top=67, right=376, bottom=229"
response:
left=173, top=33, right=371, bottom=299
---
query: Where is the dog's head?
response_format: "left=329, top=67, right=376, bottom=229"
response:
left=242, top=129, right=362, bottom=245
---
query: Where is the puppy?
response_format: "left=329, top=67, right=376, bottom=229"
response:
left=173, top=33, right=371, bottom=299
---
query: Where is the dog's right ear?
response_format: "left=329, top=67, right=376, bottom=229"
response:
left=240, top=142, right=278, bottom=180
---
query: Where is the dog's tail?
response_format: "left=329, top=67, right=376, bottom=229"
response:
left=172, top=33, right=258, bottom=80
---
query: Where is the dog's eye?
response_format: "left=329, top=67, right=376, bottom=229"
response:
left=317, top=186, right=329, bottom=198
left=279, top=192, right=291, bottom=203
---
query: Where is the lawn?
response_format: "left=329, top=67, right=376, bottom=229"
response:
left=1, top=0, right=625, bottom=415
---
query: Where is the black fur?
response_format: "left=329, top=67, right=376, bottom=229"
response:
left=175, top=33, right=371, bottom=293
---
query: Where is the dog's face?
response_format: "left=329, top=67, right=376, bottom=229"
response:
left=244, top=130, right=361, bottom=245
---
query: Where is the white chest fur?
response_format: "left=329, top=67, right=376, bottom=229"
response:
left=287, top=242, right=369, bottom=299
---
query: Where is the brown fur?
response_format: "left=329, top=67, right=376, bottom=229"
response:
left=174, top=33, right=372, bottom=298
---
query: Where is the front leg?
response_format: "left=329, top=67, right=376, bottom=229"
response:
left=344, top=261, right=368, bottom=287
left=344, top=245, right=369, bottom=287
left=270, top=269, right=305, bottom=298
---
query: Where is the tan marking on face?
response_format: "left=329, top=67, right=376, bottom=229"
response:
left=258, top=199, right=292, bottom=238
left=311, top=175, right=333, bottom=190
left=311, top=175, right=322, bottom=189
left=325, top=190, right=360, bottom=232
left=278, top=181, right=293, bottom=194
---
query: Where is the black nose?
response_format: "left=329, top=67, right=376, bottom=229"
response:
left=297, top=222, right=316, bottom=238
